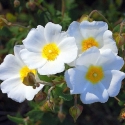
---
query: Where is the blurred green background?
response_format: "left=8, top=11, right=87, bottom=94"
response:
left=0, top=0, right=125, bottom=125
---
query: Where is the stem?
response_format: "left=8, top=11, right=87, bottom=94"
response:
left=88, top=10, right=111, bottom=30
left=114, top=96, right=120, bottom=102
left=61, top=0, right=65, bottom=19
left=74, top=94, right=77, bottom=107
left=9, top=23, right=29, bottom=29
left=47, top=86, right=55, bottom=102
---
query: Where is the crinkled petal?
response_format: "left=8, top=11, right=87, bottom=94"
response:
left=0, top=76, right=25, bottom=102
left=76, top=47, right=100, bottom=67
left=8, top=83, right=26, bottom=102
left=67, top=21, right=83, bottom=45
left=38, top=58, right=64, bottom=75
left=101, top=30, right=118, bottom=53
left=96, top=49, right=124, bottom=70
left=0, top=54, right=22, bottom=80
left=44, top=22, right=62, bottom=42
left=80, top=21, right=108, bottom=39
left=20, top=49, right=47, bottom=69
left=80, top=82, right=109, bottom=104
left=58, top=37, right=78, bottom=63
left=14, top=45, right=25, bottom=67
left=0, top=76, right=20, bottom=93
left=102, top=70, right=125, bottom=97
left=65, top=67, right=88, bottom=94
left=24, top=84, right=44, bottom=101
left=23, top=25, right=46, bottom=52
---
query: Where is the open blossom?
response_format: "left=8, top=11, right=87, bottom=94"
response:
left=20, top=22, right=78, bottom=75
left=67, top=21, right=118, bottom=66
left=0, top=45, right=44, bottom=103
left=65, top=47, right=125, bottom=104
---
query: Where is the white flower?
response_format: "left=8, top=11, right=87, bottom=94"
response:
left=20, top=22, right=78, bottom=75
left=0, top=45, right=44, bottom=103
left=65, top=47, right=125, bottom=104
left=67, top=21, right=118, bottom=66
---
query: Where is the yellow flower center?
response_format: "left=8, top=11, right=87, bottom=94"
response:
left=85, top=65, right=104, bottom=84
left=82, top=37, right=99, bottom=51
left=20, top=66, right=36, bottom=82
left=42, top=43, right=60, bottom=61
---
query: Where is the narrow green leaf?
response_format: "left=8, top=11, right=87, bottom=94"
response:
left=7, top=115, right=24, bottom=124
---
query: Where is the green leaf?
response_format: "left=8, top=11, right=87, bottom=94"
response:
left=7, top=115, right=24, bottom=124
left=53, top=86, right=73, bottom=101
left=38, top=74, right=52, bottom=82
left=27, top=109, right=44, bottom=121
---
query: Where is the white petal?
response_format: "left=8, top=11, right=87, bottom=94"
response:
left=14, top=45, right=25, bottom=66
left=80, top=82, right=109, bottom=104
left=80, top=21, right=108, bottom=39
left=38, top=59, right=64, bottom=75
left=0, top=54, right=22, bottom=80
left=67, top=21, right=83, bottom=45
left=102, top=70, right=125, bottom=97
left=24, top=84, right=44, bottom=100
left=8, top=83, right=26, bottom=102
left=58, top=37, right=78, bottom=63
left=0, top=76, right=20, bottom=93
left=76, top=47, right=100, bottom=67
left=96, top=49, right=124, bottom=70
left=20, top=49, right=47, bottom=69
left=23, top=25, right=46, bottom=52
left=101, top=30, right=118, bottom=53
left=65, top=67, right=88, bottom=94
left=44, top=22, right=62, bottom=42
left=0, top=76, right=25, bottom=102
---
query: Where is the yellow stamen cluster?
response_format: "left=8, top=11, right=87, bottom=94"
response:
left=42, top=43, right=60, bottom=61
left=82, top=37, right=99, bottom=51
left=85, top=65, right=104, bottom=84
left=20, top=66, right=36, bottom=82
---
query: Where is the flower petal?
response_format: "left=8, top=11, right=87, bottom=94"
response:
left=67, top=21, right=83, bottom=45
left=23, top=25, right=46, bottom=52
left=76, top=47, right=100, bottom=67
left=0, top=76, right=26, bottom=102
left=44, top=22, right=62, bottom=42
left=96, top=49, right=124, bottom=70
left=58, top=37, right=78, bottom=63
left=101, top=30, right=118, bottom=53
left=8, top=83, right=26, bottom=102
left=0, top=76, right=20, bottom=93
left=24, top=84, right=44, bottom=100
left=0, top=54, right=22, bottom=80
left=80, top=21, right=108, bottom=39
left=38, top=59, right=64, bottom=75
left=65, top=67, right=88, bottom=94
left=20, top=49, right=47, bottom=69
left=80, top=82, right=109, bottom=104
left=102, top=70, right=125, bottom=97
left=14, top=45, right=25, bottom=67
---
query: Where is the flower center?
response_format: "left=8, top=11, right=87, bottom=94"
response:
left=42, top=43, right=60, bottom=61
left=82, top=37, right=99, bottom=51
left=20, top=66, right=36, bottom=82
left=85, top=65, right=104, bottom=84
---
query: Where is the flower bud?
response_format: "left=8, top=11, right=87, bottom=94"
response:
left=26, top=1, right=36, bottom=11
left=119, top=108, right=125, bottom=121
left=14, top=0, right=20, bottom=7
left=69, top=104, right=83, bottom=122
left=58, top=111, right=66, bottom=122
left=78, top=15, right=92, bottom=22
left=40, top=100, right=54, bottom=112
left=34, top=91, right=47, bottom=102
